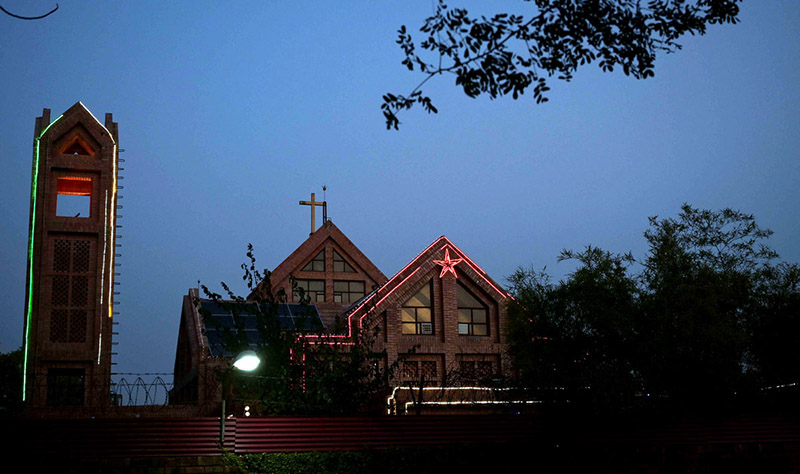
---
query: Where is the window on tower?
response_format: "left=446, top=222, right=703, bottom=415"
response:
left=56, top=177, right=92, bottom=218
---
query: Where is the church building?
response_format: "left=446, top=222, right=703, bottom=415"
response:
left=172, top=213, right=514, bottom=414
left=20, top=103, right=516, bottom=415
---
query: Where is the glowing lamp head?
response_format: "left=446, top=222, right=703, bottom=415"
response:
left=233, top=350, right=260, bottom=371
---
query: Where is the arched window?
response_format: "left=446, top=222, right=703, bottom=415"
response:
left=457, top=283, right=488, bottom=336
left=402, top=281, right=433, bottom=335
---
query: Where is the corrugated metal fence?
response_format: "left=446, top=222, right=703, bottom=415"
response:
left=234, top=416, right=541, bottom=453
left=3, top=415, right=799, bottom=457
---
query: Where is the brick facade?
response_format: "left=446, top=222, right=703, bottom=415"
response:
left=259, top=220, right=387, bottom=329
left=23, top=103, right=119, bottom=411
left=172, top=229, right=513, bottom=414
left=171, top=221, right=388, bottom=410
left=340, top=236, right=511, bottom=387
left=21, top=105, right=513, bottom=417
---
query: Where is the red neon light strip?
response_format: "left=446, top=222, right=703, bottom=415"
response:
left=440, top=242, right=510, bottom=299
left=304, top=266, right=422, bottom=342
left=305, top=237, right=445, bottom=341
left=363, top=267, right=420, bottom=318
left=338, top=237, right=446, bottom=325
left=299, top=235, right=511, bottom=347
left=306, top=341, right=355, bottom=346
left=57, top=177, right=92, bottom=196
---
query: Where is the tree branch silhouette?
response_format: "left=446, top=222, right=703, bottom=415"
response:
left=0, top=3, right=58, bottom=20
left=383, top=0, right=741, bottom=130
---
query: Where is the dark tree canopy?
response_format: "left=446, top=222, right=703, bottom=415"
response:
left=507, top=247, right=640, bottom=411
left=0, top=347, right=23, bottom=417
left=506, top=204, right=799, bottom=415
left=383, top=0, right=741, bottom=129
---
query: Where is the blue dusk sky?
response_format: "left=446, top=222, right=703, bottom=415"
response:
left=1, top=1, right=798, bottom=376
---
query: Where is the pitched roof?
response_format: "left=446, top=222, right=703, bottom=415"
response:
left=327, top=235, right=512, bottom=338
left=250, top=220, right=387, bottom=298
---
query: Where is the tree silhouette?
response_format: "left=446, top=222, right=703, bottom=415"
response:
left=506, top=204, right=799, bottom=414
left=383, top=0, right=741, bottom=129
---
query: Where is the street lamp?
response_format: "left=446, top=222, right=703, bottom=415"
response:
left=221, top=350, right=261, bottom=444
left=233, top=350, right=260, bottom=371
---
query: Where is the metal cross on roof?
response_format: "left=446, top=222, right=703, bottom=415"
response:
left=299, top=192, right=327, bottom=236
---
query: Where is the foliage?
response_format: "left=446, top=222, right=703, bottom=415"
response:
left=507, top=247, right=640, bottom=412
left=506, top=204, right=799, bottom=414
left=199, top=245, right=398, bottom=415
left=0, top=346, right=23, bottom=417
left=222, top=436, right=781, bottom=474
left=383, top=0, right=741, bottom=129
left=637, top=204, right=774, bottom=407
left=747, top=262, right=800, bottom=389
left=224, top=443, right=531, bottom=474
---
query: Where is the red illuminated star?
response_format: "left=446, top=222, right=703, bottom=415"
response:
left=433, top=248, right=463, bottom=278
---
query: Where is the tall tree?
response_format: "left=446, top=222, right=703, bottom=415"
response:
left=638, top=204, right=777, bottom=409
left=748, top=262, right=800, bottom=391
left=507, top=246, right=639, bottom=412
left=507, top=204, right=798, bottom=414
left=383, top=0, right=741, bottom=129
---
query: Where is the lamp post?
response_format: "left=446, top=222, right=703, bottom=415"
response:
left=221, top=350, right=261, bottom=444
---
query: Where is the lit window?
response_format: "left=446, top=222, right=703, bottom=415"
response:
left=402, top=282, right=433, bottom=335
left=56, top=177, right=92, bottom=218
left=333, top=250, right=356, bottom=273
left=302, top=250, right=325, bottom=272
left=294, top=279, right=325, bottom=302
left=333, top=280, right=365, bottom=304
left=457, top=283, right=488, bottom=336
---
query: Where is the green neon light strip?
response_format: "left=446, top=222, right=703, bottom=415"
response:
left=22, top=114, right=62, bottom=402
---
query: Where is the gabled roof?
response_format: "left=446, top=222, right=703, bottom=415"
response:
left=251, top=220, right=387, bottom=298
left=43, top=101, right=116, bottom=146
left=321, top=235, right=512, bottom=339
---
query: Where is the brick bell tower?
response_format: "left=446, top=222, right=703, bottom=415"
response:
left=23, top=102, right=120, bottom=410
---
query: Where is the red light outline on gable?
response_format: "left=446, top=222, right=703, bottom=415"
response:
left=438, top=241, right=511, bottom=300
left=303, top=236, right=445, bottom=341
left=300, top=236, right=512, bottom=346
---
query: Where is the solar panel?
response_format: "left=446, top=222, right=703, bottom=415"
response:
left=199, top=300, right=323, bottom=356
